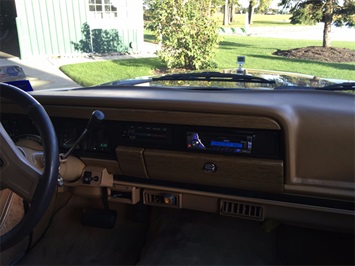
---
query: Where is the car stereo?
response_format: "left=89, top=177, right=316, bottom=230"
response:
left=187, top=131, right=253, bottom=154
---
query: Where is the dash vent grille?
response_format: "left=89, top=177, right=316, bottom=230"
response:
left=143, top=190, right=181, bottom=208
left=220, top=200, right=264, bottom=221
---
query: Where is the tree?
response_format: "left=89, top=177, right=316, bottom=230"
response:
left=258, top=0, right=273, bottom=13
left=229, top=0, right=239, bottom=23
left=146, top=0, right=220, bottom=70
left=224, top=0, right=229, bottom=25
left=280, top=0, right=355, bottom=47
left=221, top=0, right=238, bottom=25
left=248, top=0, right=258, bottom=24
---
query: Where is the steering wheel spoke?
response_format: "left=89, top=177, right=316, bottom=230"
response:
left=0, top=124, right=41, bottom=202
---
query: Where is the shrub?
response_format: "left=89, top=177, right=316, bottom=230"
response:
left=146, top=0, right=220, bottom=70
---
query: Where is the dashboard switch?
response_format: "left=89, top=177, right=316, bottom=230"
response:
left=80, top=167, right=113, bottom=187
left=83, top=171, right=92, bottom=184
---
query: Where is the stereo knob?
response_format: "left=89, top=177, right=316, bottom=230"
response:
left=203, top=162, right=217, bottom=173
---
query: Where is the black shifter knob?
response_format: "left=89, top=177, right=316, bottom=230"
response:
left=86, top=110, right=105, bottom=130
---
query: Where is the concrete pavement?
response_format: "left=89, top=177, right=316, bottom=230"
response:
left=0, top=42, right=159, bottom=90
left=0, top=56, right=80, bottom=90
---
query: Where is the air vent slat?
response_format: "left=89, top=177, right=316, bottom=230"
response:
left=220, top=200, right=263, bottom=221
left=251, top=205, right=255, bottom=216
left=228, top=202, right=232, bottom=213
left=239, top=204, right=244, bottom=215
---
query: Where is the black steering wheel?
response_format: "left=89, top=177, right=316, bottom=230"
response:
left=0, top=83, right=59, bottom=251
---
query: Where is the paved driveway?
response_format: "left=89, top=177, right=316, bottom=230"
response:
left=245, top=23, right=355, bottom=42
left=0, top=57, right=80, bottom=90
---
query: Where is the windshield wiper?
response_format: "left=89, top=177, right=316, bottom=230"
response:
left=320, top=82, right=355, bottom=91
left=152, top=72, right=275, bottom=84
left=275, top=82, right=355, bottom=91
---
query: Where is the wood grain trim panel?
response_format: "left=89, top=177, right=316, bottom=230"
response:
left=0, top=189, right=13, bottom=228
left=115, top=146, right=148, bottom=178
left=143, top=149, right=284, bottom=193
left=284, top=184, right=354, bottom=200
left=42, top=106, right=281, bottom=130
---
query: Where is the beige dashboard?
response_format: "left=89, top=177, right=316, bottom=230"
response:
left=1, top=87, right=354, bottom=231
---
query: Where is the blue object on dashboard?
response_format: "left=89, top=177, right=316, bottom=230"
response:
left=0, top=65, right=33, bottom=92
left=0, top=65, right=26, bottom=81
left=5, top=80, right=33, bottom=92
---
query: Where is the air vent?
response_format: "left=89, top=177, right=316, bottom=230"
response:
left=220, top=200, right=264, bottom=221
left=143, top=190, right=181, bottom=208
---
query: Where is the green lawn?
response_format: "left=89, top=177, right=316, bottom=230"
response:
left=61, top=36, right=355, bottom=86
left=60, top=58, right=165, bottom=87
left=216, top=14, right=292, bottom=27
left=216, top=36, right=355, bottom=79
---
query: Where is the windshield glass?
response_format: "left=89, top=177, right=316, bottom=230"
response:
left=0, top=0, right=354, bottom=91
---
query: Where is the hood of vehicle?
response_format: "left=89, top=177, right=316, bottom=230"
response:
left=101, top=69, right=354, bottom=89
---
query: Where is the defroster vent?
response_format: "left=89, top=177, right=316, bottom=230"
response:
left=220, top=200, right=264, bottom=221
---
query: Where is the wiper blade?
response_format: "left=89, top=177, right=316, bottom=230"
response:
left=319, top=82, right=355, bottom=91
left=152, top=72, right=275, bottom=84
left=275, top=82, right=355, bottom=91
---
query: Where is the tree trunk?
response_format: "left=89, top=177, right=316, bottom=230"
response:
left=223, top=0, right=229, bottom=26
left=229, top=4, right=234, bottom=23
left=248, top=3, right=255, bottom=25
left=322, top=20, right=332, bottom=48
left=322, top=0, right=333, bottom=47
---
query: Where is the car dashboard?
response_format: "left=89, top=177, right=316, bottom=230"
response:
left=1, top=86, right=354, bottom=232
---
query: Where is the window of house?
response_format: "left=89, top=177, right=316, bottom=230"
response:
left=88, top=0, right=118, bottom=19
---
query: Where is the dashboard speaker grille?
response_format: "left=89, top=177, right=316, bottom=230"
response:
left=220, top=200, right=264, bottom=221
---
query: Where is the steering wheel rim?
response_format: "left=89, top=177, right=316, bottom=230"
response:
left=0, top=83, right=59, bottom=251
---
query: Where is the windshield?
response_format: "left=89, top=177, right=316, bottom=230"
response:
left=0, top=0, right=354, bottom=91
left=103, top=69, right=353, bottom=90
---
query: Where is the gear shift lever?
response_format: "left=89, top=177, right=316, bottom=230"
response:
left=60, top=110, right=105, bottom=160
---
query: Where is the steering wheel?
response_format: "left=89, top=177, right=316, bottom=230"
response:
left=0, top=83, right=59, bottom=251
